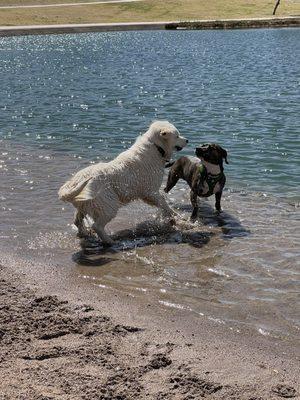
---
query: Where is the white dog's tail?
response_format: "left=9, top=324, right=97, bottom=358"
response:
left=58, top=178, right=92, bottom=202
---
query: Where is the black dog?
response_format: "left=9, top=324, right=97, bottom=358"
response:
left=164, top=144, right=228, bottom=221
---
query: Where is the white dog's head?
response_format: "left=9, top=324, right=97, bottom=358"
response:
left=146, top=120, right=188, bottom=161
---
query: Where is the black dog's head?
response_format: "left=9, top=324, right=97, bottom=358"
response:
left=195, top=143, right=228, bottom=170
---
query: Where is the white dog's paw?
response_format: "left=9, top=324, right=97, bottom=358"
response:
left=174, top=217, right=195, bottom=230
left=162, top=213, right=178, bottom=226
left=77, top=228, right=94, bottom=239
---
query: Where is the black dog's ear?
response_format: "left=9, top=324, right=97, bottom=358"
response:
left=165, top=160, right=175, bottom=168
left=220, top=147, right=229, bottom=164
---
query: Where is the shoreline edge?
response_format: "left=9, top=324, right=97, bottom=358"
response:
left=0, top=16, right=300, bottom=37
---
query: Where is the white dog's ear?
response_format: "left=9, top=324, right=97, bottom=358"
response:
left=159, top=130, right=173, bottom=160
left=160, top=130, right=169, bottom=138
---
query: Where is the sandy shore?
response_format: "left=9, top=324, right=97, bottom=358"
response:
left=0, top=254, right=299, bottom=400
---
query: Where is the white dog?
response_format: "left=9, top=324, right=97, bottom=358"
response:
left=58, top=121, right=188, bottom=245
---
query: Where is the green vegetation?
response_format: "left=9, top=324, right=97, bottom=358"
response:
left=0, top=0, right=299, bottom=26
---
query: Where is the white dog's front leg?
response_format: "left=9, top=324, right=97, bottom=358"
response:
left=92, top=222, right=114, bottom=246
left=143, top=193, right=177, bottom=220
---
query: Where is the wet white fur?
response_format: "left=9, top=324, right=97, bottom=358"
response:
left=58, top=121, right=187, bottom=244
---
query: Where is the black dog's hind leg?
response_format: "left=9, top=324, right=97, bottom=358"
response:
left=190, top=190, right=199, bottom=221
left=215, top=191, right=222, bottom=213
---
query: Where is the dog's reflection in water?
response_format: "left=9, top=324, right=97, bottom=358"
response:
left=72, top=203, right=249, bottom=266
left=72, top=218, right=215, bottom=266
left=176, top=200, right=250, bottom=239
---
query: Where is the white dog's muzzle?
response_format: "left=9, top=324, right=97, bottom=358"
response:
left=176, top=136, right=188, bottom=151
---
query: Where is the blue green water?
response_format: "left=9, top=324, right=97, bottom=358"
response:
left=0, top=29, right=299, bottom=342
left=1, top=29, right=299, bottom=198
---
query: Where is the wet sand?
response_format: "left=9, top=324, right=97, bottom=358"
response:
left=1, top=256, right=299, bottom=399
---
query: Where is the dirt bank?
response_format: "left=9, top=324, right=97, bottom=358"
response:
left=0, top=17, right=299, bottom=37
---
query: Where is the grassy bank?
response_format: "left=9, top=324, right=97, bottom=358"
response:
left=0, top=0, right=300, bottom=27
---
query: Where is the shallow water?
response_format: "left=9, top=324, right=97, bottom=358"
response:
left=0, top=29, right=299, bottom=342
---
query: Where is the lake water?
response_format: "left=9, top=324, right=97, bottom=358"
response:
left=0, top=29, right=299, bottom=343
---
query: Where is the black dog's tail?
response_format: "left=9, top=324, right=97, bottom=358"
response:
left=165, top=161, right=175, bottom=168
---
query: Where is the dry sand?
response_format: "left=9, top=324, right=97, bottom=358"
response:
left=0, top=259, right=299, bottom=399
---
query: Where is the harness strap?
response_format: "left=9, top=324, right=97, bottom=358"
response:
left=199, top=164, right=224, bottom=196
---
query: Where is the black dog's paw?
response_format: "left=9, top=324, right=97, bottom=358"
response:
left=190, top=215, right=198, bottom=223
left=190, top=209, right=199, bottom=222
left=214, top=209, right=222, bottom=215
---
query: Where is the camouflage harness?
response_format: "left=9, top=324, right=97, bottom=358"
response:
left=198, top=164, right=224, bottom=197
